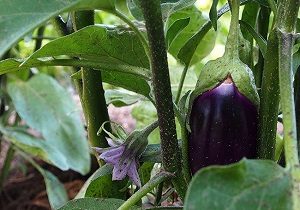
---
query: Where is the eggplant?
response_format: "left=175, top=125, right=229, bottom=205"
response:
left=188, top=77, right=258, bottom=174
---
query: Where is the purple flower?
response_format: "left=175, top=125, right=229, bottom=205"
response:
left=94, top=138, right=141, bottom=187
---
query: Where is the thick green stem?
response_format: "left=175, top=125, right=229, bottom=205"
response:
left=276, top=0, right=300, bottom=207
left=118, top=172, right=173, bottom=210
left=278, top=31, right=299, bottom=167
left=225, top=0, right=240, bottom=58
left=138, top=0, right=187, bottom=198
left=276, top=0, right=300, bottom=167
left=0, top=145, right=14, bottom=191
left=258, top=30, right=279, bottom=159
left=73, top=11, right=110, bottom=149
left=295, top=68, right=300, bottom=145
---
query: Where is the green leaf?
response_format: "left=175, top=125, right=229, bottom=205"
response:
left=58, top=198, right=141, bottom=210
left=105, top=89, right=144, bottom=107
left=0, top=59, right=152, bottom=98
left=41, top=169, right=69, bottom=209
left=239, top=20, right=267, bottom=58
left=209, top=0, right=219, bottom=31
left=241, top=2, right=259, bottom=43
left=184, top=159, right=293, bottom=210
left=166, top=17, right=190, bottom=48
left=127, top=0, right=196, bottom=21
left=139, top=162, right=154, bottom=185
left=76, top=164, right=127, bottom=199
left=140, top=144, right=162, bottom=163
left=167, top=6, right=216, bottom=65
left=0, top=126, right=69, bottom=170
left=7, top=74, right=90, bottom=174
left=0, top=0, right=116, bottom=57
left=177, top=0, right=251, bottom=66
left=22, top=25, right=150, bottom=77
left=24, top=25, right=149, bottom=68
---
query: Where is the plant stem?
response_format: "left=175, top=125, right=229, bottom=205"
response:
left=52, top=16, right=68, bottom=36
left=175, top=65, right=188, bottom=104
left=276, top=0, right=300, bottom=207
left=118, top=172, right=173, bottom=210
left=258, top=32, right=279, bottom=159
left=73, top=11, right=110, bottom=149
left=113, top=10, right=151, bottom=63
left=138, top=0, right=187, bottom=198
left=34, top=26, right=45, bottom=52
left=295, top=68, right=300, bottom=145
left=0, top=145, right=14, bottom=191
left=277, top=1, right=300, bottom=168
left=154, top=182, right=164, bottom=206
left=224, top=0, right=240, bottom=58
left=28, top=59, right=151, bottom=80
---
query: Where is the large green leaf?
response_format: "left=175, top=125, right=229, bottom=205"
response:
left=166, top=6, right=216, bottom=65
left=58, top=198, right=140, bottom=210
left=7, top=74, right=90, bottom=174
left=76, top=164, right=127, bottom=199
left=0, top=0, right=116, bottom=57
left=23, top=25, right=149, bottom=70
left=0, top=58, right=152, bottom=98
left=0, top=126, right=69, bottom=170
left=184, top=159, right=293, bottom=210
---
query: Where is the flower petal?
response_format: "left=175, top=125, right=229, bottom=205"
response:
left=127, top=160, right=141, bottom=188
left=100, top=146, right=125, bottom=164
left=112, top=157, right=132, bottom=181
left=106, top=138, right=119, bottom=147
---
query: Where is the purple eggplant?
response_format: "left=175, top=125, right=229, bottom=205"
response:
left=188, top=78, right=258, bottom=174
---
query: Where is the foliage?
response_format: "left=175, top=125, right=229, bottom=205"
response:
left=0, top=0, right=299, bottom=209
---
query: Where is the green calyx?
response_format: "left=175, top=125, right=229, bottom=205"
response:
left=193, top=55, right=260, bottom=108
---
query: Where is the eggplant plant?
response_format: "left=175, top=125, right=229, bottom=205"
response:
left=0, top=0, right=299, bottom=209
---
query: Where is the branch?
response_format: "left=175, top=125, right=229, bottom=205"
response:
left=137, top=0, right=187, bottom=198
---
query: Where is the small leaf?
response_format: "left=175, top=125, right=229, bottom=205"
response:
left=184, top=159, right=293, bottom=210
left=241, top=2, right=260, bottom=43
left=140, top=144, right=162, bottom=163
left=58, top=198, right=141, bottom=210
left=239, top=20, right=267, bottom=58
left=139, top=162, right=154, bottom=185
left=41, top=170, right=69, bottom=209
left=27, top=158, right=68, bottom=209
left=209, top=0, right=219, bottom=31
left=105, top=89, right=144, bottom=107
left=8, top=74, right=90, bottom=174
left=167, top=6, right=216, bottom=65
left=166, top=17, right=190, bottom=48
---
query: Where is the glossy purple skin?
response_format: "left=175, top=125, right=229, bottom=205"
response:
left=188, top=82, right=258, bottom=174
